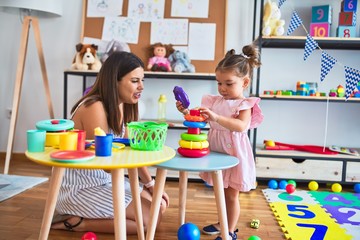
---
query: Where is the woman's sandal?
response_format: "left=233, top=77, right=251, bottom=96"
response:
left=63, top=217, right=84, bottom=231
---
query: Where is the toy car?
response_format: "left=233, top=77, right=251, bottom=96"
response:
left=250, top=219, right=260, bottom=229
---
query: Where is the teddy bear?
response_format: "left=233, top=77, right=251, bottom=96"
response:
left=147, top=42, right=174, bottom=72
left=168, top=50, right=195, bottom=73
left=71, top=43, right=102, bottom=71
left=262, top=0, right=285, bottom=37
left=100, top=39, right=130, bottom=64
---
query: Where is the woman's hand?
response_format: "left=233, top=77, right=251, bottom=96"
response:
left=147, top=186, right=170, bottom=207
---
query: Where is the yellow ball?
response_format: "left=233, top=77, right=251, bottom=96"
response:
left=264, top=140, right=275, bottom=147
left=308, top=181, right=319, bottom=191
left=331, top=183, right=342, bottom=193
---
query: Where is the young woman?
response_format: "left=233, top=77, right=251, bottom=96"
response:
left=51, top=51, right=169, bottom=234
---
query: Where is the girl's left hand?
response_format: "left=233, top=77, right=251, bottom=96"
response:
left=199, top=107, right=219, bottom=122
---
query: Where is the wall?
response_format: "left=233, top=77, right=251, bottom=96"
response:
left=0, top=1, right=358, bottom=159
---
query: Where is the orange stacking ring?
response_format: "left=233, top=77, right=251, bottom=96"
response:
left=179, top=139, right=209, bottom=149
left=181, top=132, right=208, bottom=141
left=184, top=114, right=206, bottom=122
left=178, top=147, right=210, bottom=158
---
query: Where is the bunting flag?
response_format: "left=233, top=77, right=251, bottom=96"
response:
left=287, top=11, right=302, bottom=35
left=344, top=66, right=360, bottom=99
left=303, top=34, right=318, bottom=61
left=278, top=0, right=287, bottom=8
left=320, top=51, right=337, bottom=82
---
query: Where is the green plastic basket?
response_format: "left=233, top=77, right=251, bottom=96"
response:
left=127, top=121, right=168, bottom=151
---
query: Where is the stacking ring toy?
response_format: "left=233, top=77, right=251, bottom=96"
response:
left=36, top=119, right=74, bottom=132
left=179, top=140, right=209, bottom=149
left=183, top=121, right=206, bottom=128
left=173, top=86, right=190, bottom=108
left=181, top=132, right=208, bottom=141
left=178, top=147, right=210, bottom=158
left=184, top=114, right=206, bottom=122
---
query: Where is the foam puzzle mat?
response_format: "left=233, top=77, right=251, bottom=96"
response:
left=262, top=189, right=360, bottom=240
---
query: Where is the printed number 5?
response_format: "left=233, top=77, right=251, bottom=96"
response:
left=287, top=205, right=315, bottom=219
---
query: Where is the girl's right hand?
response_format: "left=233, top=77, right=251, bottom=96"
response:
left=176, top=101, right=189, bottom=115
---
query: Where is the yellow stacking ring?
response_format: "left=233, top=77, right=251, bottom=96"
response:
left=179, top=139, right=209, bottom=149
left=181, top=132, right=208, bottom=141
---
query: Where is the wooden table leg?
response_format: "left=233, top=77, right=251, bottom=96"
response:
left=38, top=167, right=65, bottom=240
left=211, top=170, right=229, bottom=240
left=179, top=171, right=188, bottom=226
left=128, top=168, right=145, bottom=240
left=145, top=168, right=167, bottom=240
left=112, top=169, right=126, bottom=240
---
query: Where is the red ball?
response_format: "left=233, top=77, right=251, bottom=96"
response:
left=286, top=184, right=296, bottom=194
left=82, top=232, right=97, bottom=240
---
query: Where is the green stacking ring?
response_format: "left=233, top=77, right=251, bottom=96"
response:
left=180, top=132, right=208, bottom=141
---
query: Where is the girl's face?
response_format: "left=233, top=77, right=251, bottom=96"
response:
left=154, top=46, right=166, bottom=57
left=118, top=67, right=144, bottom=104
left=215, top=70, right=249, bottom=100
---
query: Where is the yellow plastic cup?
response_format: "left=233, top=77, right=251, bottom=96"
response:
left=59, top=132, right=78, bottom=150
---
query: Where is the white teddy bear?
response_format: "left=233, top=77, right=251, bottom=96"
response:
left=262, top=0, right=285, bottom=37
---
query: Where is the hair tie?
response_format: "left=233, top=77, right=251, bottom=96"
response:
left=240, top=53, right=250, bottom=59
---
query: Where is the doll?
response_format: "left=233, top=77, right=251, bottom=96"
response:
left=147, top=42, right=174, bottom=72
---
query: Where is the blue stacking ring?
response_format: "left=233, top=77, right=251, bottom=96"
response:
left=183, top=120, right=206, bottom=128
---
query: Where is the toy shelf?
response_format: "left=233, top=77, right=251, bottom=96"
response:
left=260, top=36, right=360, bottom=50
left=258, top=95, right=360, bottom=102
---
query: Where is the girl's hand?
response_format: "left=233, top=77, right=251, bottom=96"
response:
left=199, top=107, right=219, bottom=122
left=176, top=101, right=189, bottom=115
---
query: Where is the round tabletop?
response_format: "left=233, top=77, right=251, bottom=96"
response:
left=25, top=146, right=176, bottom=169
left=155, top=151, right=239, bottom=172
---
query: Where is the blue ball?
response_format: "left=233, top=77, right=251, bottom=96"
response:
left=279, top=180, right=288, bottom=190
left=268, top=179, right=278, bottom=189
left=354, top=183, right=360, bottom=193
left=177, top=223, right=200, bottom=240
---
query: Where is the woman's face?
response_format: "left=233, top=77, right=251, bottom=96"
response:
left=118, top=67, right=144, bottom=104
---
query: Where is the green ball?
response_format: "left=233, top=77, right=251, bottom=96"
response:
left=248, top=236, right=261, bottom=240
left=288, top=180, right=296, bottom=187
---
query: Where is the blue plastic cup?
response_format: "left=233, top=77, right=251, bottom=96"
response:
left=27, top=129, right=46, bottom=152
left=95, top=134, right=113, bottom=156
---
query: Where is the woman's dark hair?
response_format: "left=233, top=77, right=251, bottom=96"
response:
left=216, top=43, right=261, bottom=80
left=71, top=51, right=144, bottom=135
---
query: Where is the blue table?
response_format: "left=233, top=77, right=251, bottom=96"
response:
left=156, top=151, right=239, bottom=240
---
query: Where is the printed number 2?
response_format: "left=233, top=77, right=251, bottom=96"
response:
left=297, top=223, right=327, bottom=240
left=287, top=205, right=316, bottom=219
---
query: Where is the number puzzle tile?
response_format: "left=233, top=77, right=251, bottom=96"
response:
left=323, top=205, right=360, bottom=225
left=341, top=223, right=360, bottom=239
left=263, top=189, right=318, bottom=204
left=270, top=202, right=353, bottom=240
left=309, top=191, right=360, bottom=207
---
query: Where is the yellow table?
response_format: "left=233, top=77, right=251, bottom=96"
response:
left=25, top=146, right=176, bottom=240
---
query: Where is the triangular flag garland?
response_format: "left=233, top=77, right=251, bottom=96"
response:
left=278, top=0, right=287, bottom=9
left=282, top=4, right=360, bottom=100
left=303, top=34, right=318, bottom=61
left=287, top=11, right=302, bottom=36
left=320, top=51, right=337, bottom=82
left=344, top=66, right=360, bottom=100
